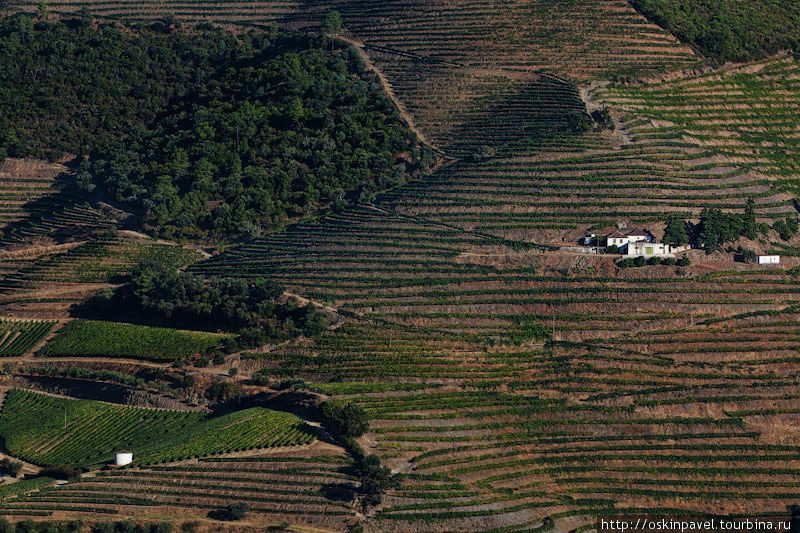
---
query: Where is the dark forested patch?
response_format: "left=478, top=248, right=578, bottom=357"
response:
left=631, top=0, right=800, bottom=63
left=82, top=260, right=330, bottom=349
left=0, top=14, right=433, bottom=239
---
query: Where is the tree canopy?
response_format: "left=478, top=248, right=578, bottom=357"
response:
left=696, top=207, right=748, bottom=252
left=84, top=260, right=330, bottom=348
left=0, top=14, right=434, bottom=240
left=663, top=216, right=689, bottom=247
left=632, top=0, right=800, bottom=63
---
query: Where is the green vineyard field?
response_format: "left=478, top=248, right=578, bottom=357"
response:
left=38, top=320, right=228, bottom=362
left=0, top=389, right=315, bottom=468
left=0, top=319, right=54, bottom=356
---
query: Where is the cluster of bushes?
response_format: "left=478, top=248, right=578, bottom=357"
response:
left=619, top=256, right=689, bottom=268
left=321, top=402, right=401, bottom=508
left=209, top=502, right=250, bottom=521
left=734, top=246, right=758, bottom=263
left=664, top=200, right=797, bottom=255
left=773, top=217, right=799, bottom=241
left=82, top=260, right=330, bottom=349
left=40, top=464, right=82, bottom=481
left=696, top=202, right=759, bottom=252
left=631, top=0, right=800, bottom=63
left=0, top=14, right=433, bottom=239
left=0, top=458, right=22, bottom=477
left=251, top=372, right=309, bottom=390
left=0, top=520, right=175, bottom=533
left=24, top=365, right=144, bottom=388
left=205, top=381, right=242, bottom=402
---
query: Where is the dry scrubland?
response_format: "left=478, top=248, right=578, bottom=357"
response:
left=1, top=0, right=800, bottom=531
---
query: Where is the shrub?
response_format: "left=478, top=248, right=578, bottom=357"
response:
left=677, top=257, right=691, bottom=266
left=225, top=502, right=250, bottom=521
left=591, top=107, right=612, bottom=129
left=735, top=247, right=757, bottom=263
left=322, top=402, right=369, bottom=439
left=41, top=464, right=82, bottom=481
left=0, top=458, right=22, bottom=477
left=633, top=256, right=646, bottom=267
left=647, top=257, right=661, bottom=265
left=275, top=378, right=307, bottom=390
left=774, top=217, right=799, bottom=241
left=206, top=382, right=242, bottom=402
left=661, top=257, right=677, bottom=266
left=322, top=10, right=342, bottom=34
left=251, top=369, right=272, bottom=386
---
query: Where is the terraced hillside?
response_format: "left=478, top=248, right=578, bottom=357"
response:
left=191, top=213, right=800, bottom=530
left=0, top=389, right=315, bottom=468
left=599, top=53, right=800, bottom=176
left=0, top=451, right=356, bottom=528
left=0, top=2, right=799, bottom=532
left=6, top=0, right=699, bottom=155
left=184, top=53, right=800, bottom=530
left=0, top=233, right=203, bottom=318
left=0, top=158, right=110, bottom=245
left=376, top=54, right=800, bottom=241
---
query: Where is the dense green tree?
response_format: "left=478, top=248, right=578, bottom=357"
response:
left=357, top=454, right=401, bottom=507
left=322, top=402, right=369, bottom=439
left=322, top=10, right=343, bottom=35
left=0, top=458, right=22, bottom=477
left=697, top=207, right=744, bottom=252
left=223, top=502, right=249, bottom=521
left=774, top=217, right=799, bottom=241
left=663, top=216, right=689, bottom=246
left=78, top=5, right=93, bottom=26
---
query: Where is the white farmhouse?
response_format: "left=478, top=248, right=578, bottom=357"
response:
left=758, top=255, right=780, bottom=265
left=606, top=231, right=629, bottom=248
left=606, top=227, right=653, bottom=250
left=627, top=241, right=673, bottom=257
left=625, top=228, right=651, bottom=244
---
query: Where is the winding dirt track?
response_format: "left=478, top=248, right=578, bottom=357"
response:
left=334, top=35, right=436, bottom=150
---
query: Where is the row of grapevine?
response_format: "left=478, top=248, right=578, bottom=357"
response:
left=0, top=319, right=54, bottom=356
left=0, top=390, right=315, bottom=468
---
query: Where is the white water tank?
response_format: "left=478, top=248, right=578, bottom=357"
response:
left=114, top=452, right=133, bottom=466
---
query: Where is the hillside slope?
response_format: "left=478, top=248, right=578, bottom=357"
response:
left=6, top=0, right=700, bottom=155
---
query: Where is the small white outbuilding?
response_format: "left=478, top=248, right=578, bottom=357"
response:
left=758, top=255, right=780, bottom=265
left=114, top=452, right=133, bottom=466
